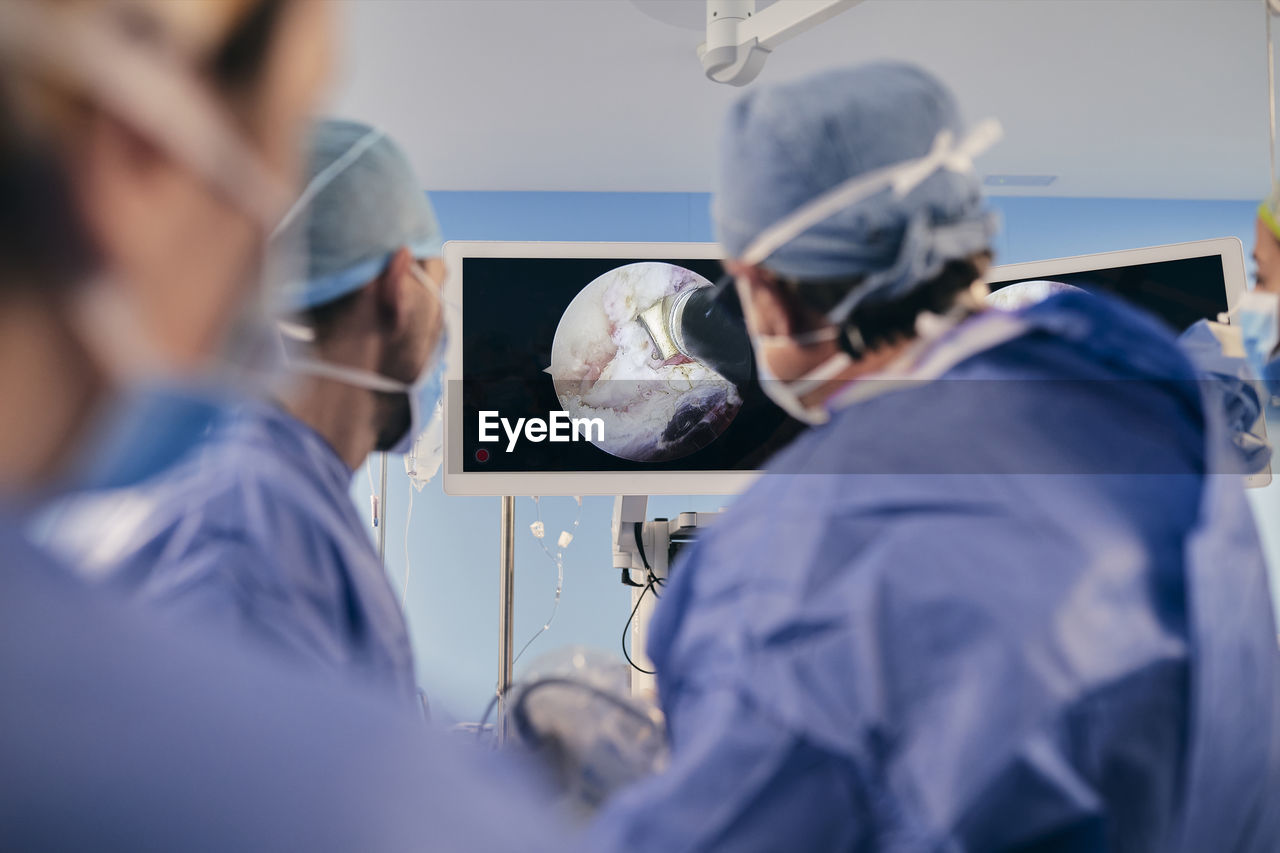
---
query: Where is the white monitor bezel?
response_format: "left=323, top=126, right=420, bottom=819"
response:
left=443, top=237, right=1263, bottom=496
left=987, top=237, right=1269, bottom=488
left=442, top=240, right=754, bottom=496
left=986, top=236, right=1249, bottom=313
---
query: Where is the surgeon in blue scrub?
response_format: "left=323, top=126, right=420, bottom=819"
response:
left=589, top=62, right=1280, bottom=852
left=0, top=1, right=569, bottom=849
left=57, top=119, right=445, bottom=704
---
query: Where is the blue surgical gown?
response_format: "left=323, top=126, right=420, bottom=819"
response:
left=56, top=400, right=418, bottom=701
left=590, top=293, right=1280, bottom=851
left=0, top=514, right=571, bottom=851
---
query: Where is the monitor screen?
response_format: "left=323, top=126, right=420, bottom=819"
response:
left=445, top=244, right=803, bottom=495
left=985, top=238, right=1247, bottom=331
left=444, top=238, right=1252, bottom=495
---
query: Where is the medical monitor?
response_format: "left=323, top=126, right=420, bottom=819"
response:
left=985, top=237, right=1248, bottom=330
left=987, top=237, right=1268, bottom=488
left=443, top=242, right=792, bottom=496
left=444, top=238, right=1261, bottom=496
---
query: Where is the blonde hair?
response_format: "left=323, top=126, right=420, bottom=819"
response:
left=1261, top=183, right=1280, bottom=245
left=0, top=0, right=286, bottom=288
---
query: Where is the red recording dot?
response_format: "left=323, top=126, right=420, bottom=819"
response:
left=475, top=448, right=490, bottom=463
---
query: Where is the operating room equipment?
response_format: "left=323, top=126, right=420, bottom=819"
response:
left=987, top=239, right=1271, bottom=487
left=636, top=299, right=682, bottom=362
left=611, top=495, right=721, bottom=697
left=498, top=495, right=516, bottom=742
left=485, top=495, right=582, bottom=744
left=507, top=649, right=668, bottom=816
left=550, top=261, right=741, bottom=464
left=513, top=496, right=583, bottom=667
left=405, top=401, right=446, bottom=491
left=698, top=0, right=866, bottom=86
left=636, top=285, right=755, bottom=385
left=1267, top=0, right=1280, bottom=184
left=473, top=648, right=668, bottom=815
left=441, top=240, right=787, bottom=498
left=395, top=402, right=446, bottom=601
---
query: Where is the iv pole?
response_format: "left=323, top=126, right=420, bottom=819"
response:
left=377, top=454, right=388, bottom=565
left=497, top=495, right=515, bottom=743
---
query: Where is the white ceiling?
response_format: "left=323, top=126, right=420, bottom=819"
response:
left=327, top=0, right=1271, bottom=200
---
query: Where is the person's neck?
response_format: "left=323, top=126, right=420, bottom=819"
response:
left=0, top=293, right=105, bottom=493
left=279, top=377, right=381, bottom=473
left=279, top=337, right=385, bottom=472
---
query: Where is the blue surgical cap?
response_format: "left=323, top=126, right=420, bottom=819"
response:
left=276, top=119, right=443, bottom=313
left=714, top=61, right=996, bottom=306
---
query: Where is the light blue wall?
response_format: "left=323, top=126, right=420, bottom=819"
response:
left=366, top=192, right=1277, bottom=723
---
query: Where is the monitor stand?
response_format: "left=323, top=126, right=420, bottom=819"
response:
left=612, top=495, right=722, bottom=699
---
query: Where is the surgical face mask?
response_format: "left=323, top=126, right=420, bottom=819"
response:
left=287, top=264, right=450, bottom=458
left=389, top=324, right=448, bottom=456
left=749, top=325, right=852, bottom=426
left=1226, top=290, right=1280, bottom=407
left=1228, top=291, right=1280, bottom=371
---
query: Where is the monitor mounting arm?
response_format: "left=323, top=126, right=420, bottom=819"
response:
left=698, top=0, right=866, bottom=86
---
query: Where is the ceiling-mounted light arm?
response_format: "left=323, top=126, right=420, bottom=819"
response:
left=1268, top=0, right=1280, bottom=184
left=698, top=0, right=866, bottom=86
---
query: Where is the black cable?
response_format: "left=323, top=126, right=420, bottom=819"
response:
left=632, top=521, right=651, bottom=571
left=622, top=578, right=657, bottom=675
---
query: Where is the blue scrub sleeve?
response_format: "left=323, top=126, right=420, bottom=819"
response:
left=587, top=686, right=863, bottom=852
left=1, top=525, right=575, bottom=852
left=135, top=534, right=356, bottom=671
left=620, top=476, right=1197, bottom=849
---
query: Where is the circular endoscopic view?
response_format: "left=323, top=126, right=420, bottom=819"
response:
left=548, top=262, right=742, bottom=463
left=986, top=278, right=1086, bottom=311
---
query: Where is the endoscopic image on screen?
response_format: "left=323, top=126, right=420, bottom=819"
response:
left=549, top=262, right=741, bottom=462
left=460, top=257, right=803, bottom=473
